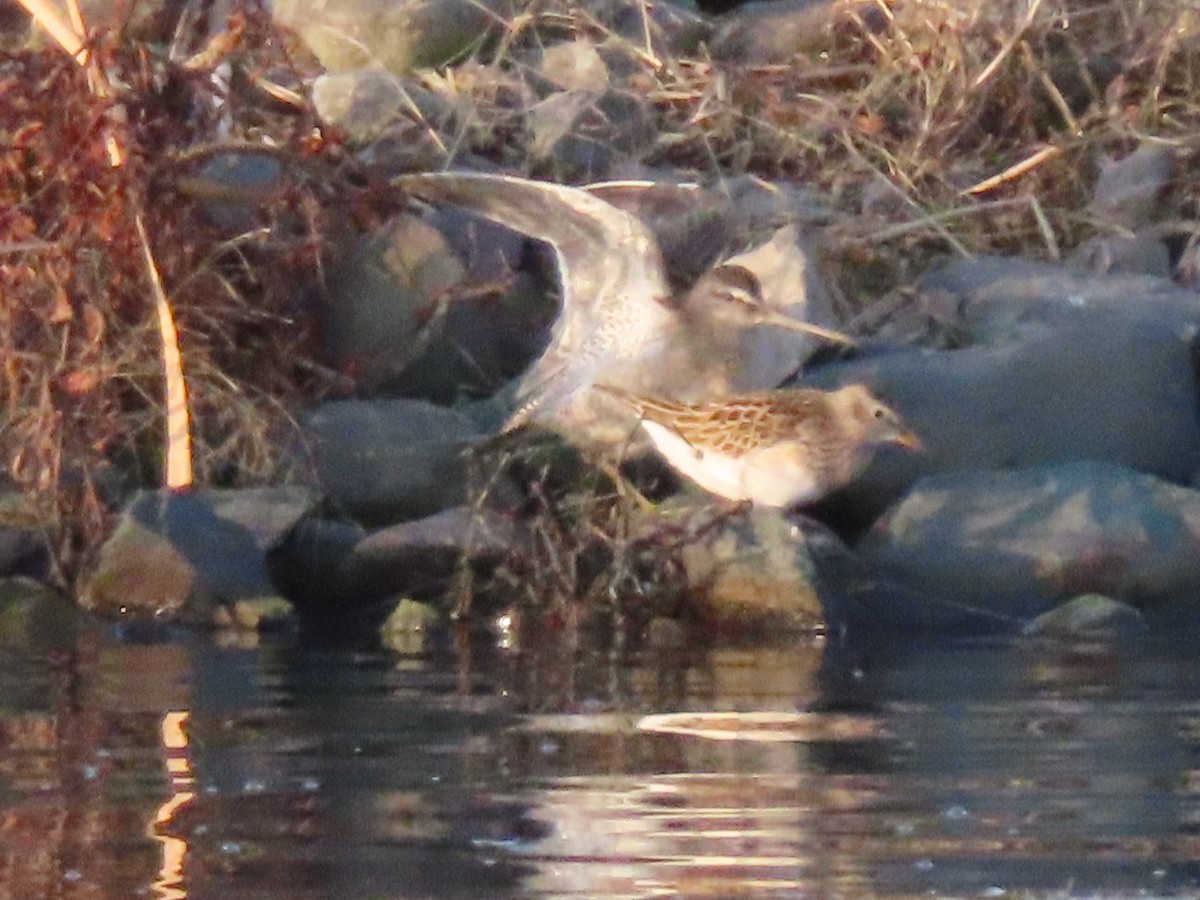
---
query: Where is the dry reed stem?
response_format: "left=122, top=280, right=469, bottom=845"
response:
left=136, top=214, right=193, bottom=489
left=16, top=0, right=195, bottom=489
left=11, top=0, right=82, bottom=58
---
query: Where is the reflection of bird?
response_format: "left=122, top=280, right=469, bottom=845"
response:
left=398, top=172, right=852, bottom=444
left=597, top=384, right=921, bottom=507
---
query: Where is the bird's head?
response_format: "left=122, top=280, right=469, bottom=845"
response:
left=835, top=384, right=923, bottom=451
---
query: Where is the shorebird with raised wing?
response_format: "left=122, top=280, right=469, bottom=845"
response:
left=398, top=172, right=853, bottom=445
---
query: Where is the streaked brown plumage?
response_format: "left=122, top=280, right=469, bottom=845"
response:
left=598, top=383, right=921, bottom=507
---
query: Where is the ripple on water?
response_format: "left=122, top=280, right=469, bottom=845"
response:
left=0, top=611, right=1196, bottom=897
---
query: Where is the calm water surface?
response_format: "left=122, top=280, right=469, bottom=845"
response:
left=3, top=597, right=1200, bottom=898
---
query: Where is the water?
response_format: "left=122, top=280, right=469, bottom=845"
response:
left=2, top=600, right=1200, bottom=898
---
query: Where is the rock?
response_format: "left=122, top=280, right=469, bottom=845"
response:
left=81, top=487, right=315, bottom=620
left=0, top=492, right=48, bottom=579
left=605, top=0, right=711, bottom=58
left=266, top=516, right=366, bottom=613
left=300, top=399, right=482, bottom=524
left=710, top=0, right=879, bottom=65
left=323, top=213, right=466, bottom=392
left=407, top=199, right=554, bottom=402
left=338, top=506, right=519, bottom=604
left=0, top=579, right=93, bottom=652
left=313, top=70, right=447, bottom=141
left=212, top=597, right=296, bottom=632
left=380, top=598, right=440, bottom=653
left=311, top=71, right=452, bottom=173
left=635, top=501, right=824, bottom=629
left=274, top=0, right=509, bottom=74
left=531, top=89, right=655, bottom=183
left=918, top=255, right=1200, bottom=344
left=325, top=206, right=546, bottom=401
left=859, top=462, right=1200, bottom=625
left=802, top=519, right=1020, bottom=638
left=1069, top=232, right=1172, bottom=279
left=174, top=150, right=289, bottom=232
left=1087, top=144, right=1176, bottom=231
left=540, top=38, right=610, bottom=93
left=1026, top=594, right=1147, bottom=638
left=527, top=40, right=658, bottom=184
left=805, top=319, right=1200, bottom=529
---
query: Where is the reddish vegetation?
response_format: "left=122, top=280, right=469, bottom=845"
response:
left=0, top=23, right=345, bottom=583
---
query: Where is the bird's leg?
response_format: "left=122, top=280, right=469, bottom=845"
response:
left=597, top=458, right=657, bottom=513
left=591, top=419, right=660, bottom=513
left=687, top=498, right=752, bottom=543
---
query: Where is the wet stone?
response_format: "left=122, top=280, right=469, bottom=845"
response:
left=82, top=487, right=315, bottom=620
left=637, top=500, right=824, bottom=631
left=1026, top=594, right=1147, bottom=639
left=0, top=492, right=48, bottom=579
left=0, top=579, right=92, bottom=653
left=858, top=461, right=1200, bottom=626
left=337, top=506, right=519, bottom=606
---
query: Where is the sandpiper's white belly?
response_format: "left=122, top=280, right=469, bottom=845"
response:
left=640, top=421, right=822, bottom=507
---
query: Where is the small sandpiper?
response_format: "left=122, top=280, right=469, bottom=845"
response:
left=597, top=383, right=922, bottom=507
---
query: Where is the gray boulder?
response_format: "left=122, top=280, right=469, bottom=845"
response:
left=804, top=516, right=1022, bottom=638
left=919, top=255, right=1200, bottom=345
left=858, top=461, right=1200, bottom=625
left=710, top=0, right=873, bottom=65
left=806, top=319, right=1200, bottom=527
left=323, top=213, right=466, bottom=393
left=274, top=0, right=509, bottom=74
left=1026, top=594, right=1147, bottom=638
left=269, top=506, right=518, bottom=623
left=339, top=506, right=518, bottom=604
left=300, top=399, right=482, bottom=524
left=81, top=487, right=315, bottom=620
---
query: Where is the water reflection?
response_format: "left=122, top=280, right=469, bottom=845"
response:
left=0, top=595, right=1198, bottom=897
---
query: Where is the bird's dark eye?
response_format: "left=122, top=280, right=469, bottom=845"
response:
left=873, top=407, right=885, bottom=419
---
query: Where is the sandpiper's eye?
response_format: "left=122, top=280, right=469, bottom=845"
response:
left=873, top=407, right=885, bottom=419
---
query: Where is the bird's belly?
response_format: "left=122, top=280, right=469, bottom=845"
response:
left=639, top=422, right=748, bottom=500
left=640, top=423, right=821, bottom=507
left=739, top=444, right=823, bottom=508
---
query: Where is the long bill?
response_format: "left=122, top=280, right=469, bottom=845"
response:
left=758, top=310, right=856, bottom=346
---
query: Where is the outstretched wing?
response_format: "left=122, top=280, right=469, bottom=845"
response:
left=399, top=173, right=676, bottom=424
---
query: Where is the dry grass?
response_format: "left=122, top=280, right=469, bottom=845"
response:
left=417, top=0, right=1200, bottom=299
left=0, top=13, right=348, bottom=584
